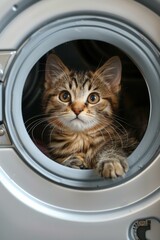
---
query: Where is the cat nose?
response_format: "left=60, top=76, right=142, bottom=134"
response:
left=71, top=102, right=85, bottom=116
left=73, top=108, right=83, bottom=116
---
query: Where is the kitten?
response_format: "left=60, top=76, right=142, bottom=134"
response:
left=43, top=54, right=137, bottom=178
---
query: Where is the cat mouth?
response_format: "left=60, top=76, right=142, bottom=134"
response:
left=71, top=117, right=84, bottom=123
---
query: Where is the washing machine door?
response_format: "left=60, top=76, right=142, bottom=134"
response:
left=0, top=1, right=160, bottom=240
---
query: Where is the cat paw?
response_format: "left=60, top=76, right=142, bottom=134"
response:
left=62, top=155, right=88, bottom=169
left=97, top=158, right=128, bottom=178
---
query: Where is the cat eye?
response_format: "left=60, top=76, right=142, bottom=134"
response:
left=59, top=91, right=71, bottom=102
left=87, top=92, right=100, bottom=104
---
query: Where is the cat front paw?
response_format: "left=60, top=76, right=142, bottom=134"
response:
left=97, top=158, right=128, bottom=178
left=62, top=154, right=88, bottom=169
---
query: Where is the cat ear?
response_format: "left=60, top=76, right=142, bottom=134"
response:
left=95, top=56, right=122, bottom=93
left=45, top=54, right=69, bottom=86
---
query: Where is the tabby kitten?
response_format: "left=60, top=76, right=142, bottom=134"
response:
left=43, top=54, right=136, bottom=178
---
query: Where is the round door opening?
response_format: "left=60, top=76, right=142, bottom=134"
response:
left=22, top=40, right=150, bottom=187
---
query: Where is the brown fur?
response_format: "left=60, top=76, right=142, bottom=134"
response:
left=43, top=54, right=138, bottom=178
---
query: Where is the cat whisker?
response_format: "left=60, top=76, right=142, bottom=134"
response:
left=26, top=114, right=53, bottom=131
left=24, top=113, right=52, bottom=126
left=99, top=125, right=116, bottom=149
left=112, top=113, right=136, bottom=128
left=96, top=117, right=127, bottom=149
left=26, top=118, right=46, bottom=134
left=111, top=120, right=128, bottom=138
left=29, top=120, right=49, bottom=144
left=97, top=111, right=128, bottom=137
left=25, top=114, right=58, bottom=145
left=109, top=125, right=125, bottom=149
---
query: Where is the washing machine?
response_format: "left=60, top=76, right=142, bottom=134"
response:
left=0, top=0, right=160, bottom=239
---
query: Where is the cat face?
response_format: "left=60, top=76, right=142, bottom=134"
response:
left=44, top=54, right=122, bottom=132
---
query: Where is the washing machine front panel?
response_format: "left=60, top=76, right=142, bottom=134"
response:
left=1, top=148, right=160, bottom=240
left=0, top=0, right=160, bottom=240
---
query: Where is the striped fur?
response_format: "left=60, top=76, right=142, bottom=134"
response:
left=43, top=54, right=137, bottom=178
